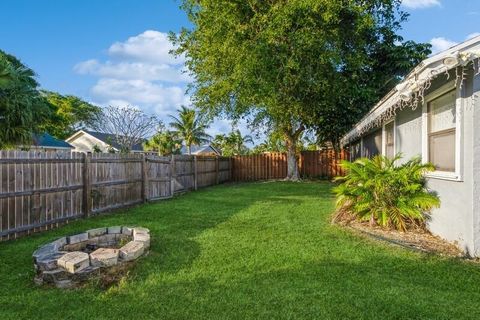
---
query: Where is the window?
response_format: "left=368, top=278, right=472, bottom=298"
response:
left=349, top=139, right=362, bottom=161
left=362, top=129, right=382, bottom=158
left=384, top=121, right=395, bottom=159
left=427, top=89, right=456, bottom=172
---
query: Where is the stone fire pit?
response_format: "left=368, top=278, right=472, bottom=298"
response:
left=33, top=226, right=150, bottom=288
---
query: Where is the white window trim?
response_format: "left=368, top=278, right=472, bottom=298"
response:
left=382, top=119, right=396, bottom=157
left=421, top=80, right=463, bottom=182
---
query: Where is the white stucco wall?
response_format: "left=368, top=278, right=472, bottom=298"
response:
left=471, top=73, right=480, bottom=256
left=391, top=71, right=479, bottom=254
left=67, top=133, right=113, bottom=153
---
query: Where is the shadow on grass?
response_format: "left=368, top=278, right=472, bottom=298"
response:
left=3, top=181, right=479, bottom=319
left=0, top=182, right=327, bottom=287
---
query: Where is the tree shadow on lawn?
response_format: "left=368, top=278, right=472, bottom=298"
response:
left=100, top=251, right=480, bottom=320
left=9, top=181, right=477, bottom=319
left=0, top=182, right=320, bottom=291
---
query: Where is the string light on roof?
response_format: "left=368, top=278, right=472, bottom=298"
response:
left=342, top=52, right=480, bottom=146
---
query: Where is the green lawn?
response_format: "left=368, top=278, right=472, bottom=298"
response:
left=1, top=181, right=480, bottom=319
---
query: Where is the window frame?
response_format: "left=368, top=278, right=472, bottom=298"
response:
left=421, top=80, right=463, bottom=181
left=382, top=119, right=396, bottom=159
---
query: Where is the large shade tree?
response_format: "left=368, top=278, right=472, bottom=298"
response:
left=169, top=106, right=211, bottom=154
left=172, top=0, right=430, bottom=180
left=40, top=91, right=102, bottom=139
left=0, top=50, right=51, bottom=148
left=98, top=105, right=160, bottom=153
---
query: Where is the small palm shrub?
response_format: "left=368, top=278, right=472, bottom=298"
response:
left=333, top=155, right=440, bottom=231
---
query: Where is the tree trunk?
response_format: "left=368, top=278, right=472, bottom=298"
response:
left=285, top=135, right=300, bottom=181
left=187, top=144, right=191, bottom=155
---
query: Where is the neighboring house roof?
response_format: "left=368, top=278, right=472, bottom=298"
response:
left=180, top=144, right=220, bottom=155
left=67, top=130, right=145, bottom=151
left=342, top=35, right=480, bottom=145
left=32, top=133, right=73, bottom=149
left=84, top=131, right=145, bottom=151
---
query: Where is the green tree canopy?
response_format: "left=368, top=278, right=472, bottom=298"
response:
left=169, top=106, right=211, bottom=154
left=144, top=130, right=182, bottom=156
left=212, top=129, right=253, bottom=156
left=40, top=91, right=102, bottom=139
left=173, top=0, right=430, bottom=179
left=0, top=50, right=51, bottom=148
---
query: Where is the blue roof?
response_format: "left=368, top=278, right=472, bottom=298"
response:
left=32, top=133, right=73, bottom=149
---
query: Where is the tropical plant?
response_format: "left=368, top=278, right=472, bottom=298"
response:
left=144, top=130, right=182, bottom=156
left=212, top=129, right=253, bottom=156
left=172, top=0, right=430, bottom=180
left=0, top=50, right=52, bottom=148
left=39, top=91, right=102, bottom=139
left=169, top=106, right=211, bottom=154
left=251, top=130, right=305, bottom=154
left=333, top=155, right=440, bottom=231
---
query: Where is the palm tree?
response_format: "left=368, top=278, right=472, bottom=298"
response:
left=226, top=129, right=253, bottom=155
left=0, top=50, right=51, bottom=148
left=144, top=130, right=182, bottom=156
left=169, top=106, right=211, bottom=154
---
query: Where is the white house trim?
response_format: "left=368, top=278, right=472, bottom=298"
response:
left=421, top=80, right=463, bottom=181
left=342, top=35, right=480, bottom=145
left=382, top=119, right=395, bottom=157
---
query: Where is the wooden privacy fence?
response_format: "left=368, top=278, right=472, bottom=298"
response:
left=231, top=149, right=348, bottom=181
left=0, top=151, right=231, bottom=240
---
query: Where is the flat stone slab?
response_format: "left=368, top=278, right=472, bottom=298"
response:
left=68, top=233, right=88, bottom=245
left=57, top=251, right=90, bottom=274
left=119, top=241, right=145, bottom=262
left=34, top=225, right=150, bottom=288
left=87, top=227, right=107, bottom=238
left=134, top=233, right=150, bottom=249
left=133, top=227, right=149, bottom=236
left=35, top=252, right=66, bottom=271
left=108, top=226, right=122, bottom=234
left=122, top=226, right=133, bottom=236
left=90, top=248, right=119, bottom=267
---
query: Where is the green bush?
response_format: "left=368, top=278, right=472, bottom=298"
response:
left=333, top=155, right=440, bottom=231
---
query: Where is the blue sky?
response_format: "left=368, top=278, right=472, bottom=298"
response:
left=1, top=0, right=479, bottom=137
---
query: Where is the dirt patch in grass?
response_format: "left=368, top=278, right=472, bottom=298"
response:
left=344, top=220, right=465, bottom=258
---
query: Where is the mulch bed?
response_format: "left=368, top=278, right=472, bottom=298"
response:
left=343, top=220, right=467, bottom=258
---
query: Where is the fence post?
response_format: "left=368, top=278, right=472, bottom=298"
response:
left=229, top=157, right=233, bottom=182
left=83, top=153, right=92, bottom=217
left=194, top=156, right=198, bottom=190
left=141, top=154, right=148, bottom=202
left=170, top=155, right=176, bottom=196
left=215, top=156, right=220, bottom=184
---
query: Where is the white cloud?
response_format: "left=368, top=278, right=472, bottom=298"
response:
left=466, top=32, right=480, bottom=40
left=74, top=30, right=194, bottom=122
left=91, top=78, right=190, bottom=117
left=108, top=30, right=184, bottom=65
left=430, top=37, right=458, bottom=54
left=401, top=0, right=441, bottom=9
left=74, top=59, right=191, bottom=83
left=74, top=29, right=250, bottom=138
left=428, top=33, right=480, bottom=55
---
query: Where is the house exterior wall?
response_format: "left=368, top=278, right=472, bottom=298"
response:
left=471, top=72, right=480, bottom=256
left=349, top=70, right=480, bottom=255
left=425, top=73, right=475, bottom=254
left=68, top=133, right=113, bottom=153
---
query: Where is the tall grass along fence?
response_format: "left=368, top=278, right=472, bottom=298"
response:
left=231, top=149, right=348, bottom=181
left=0, top=151, right=231, bottom=241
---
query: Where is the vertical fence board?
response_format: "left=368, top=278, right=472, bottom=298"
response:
left=0, top=148, right=346, bottom=240
left=231, top=149, right=348, bottom=182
